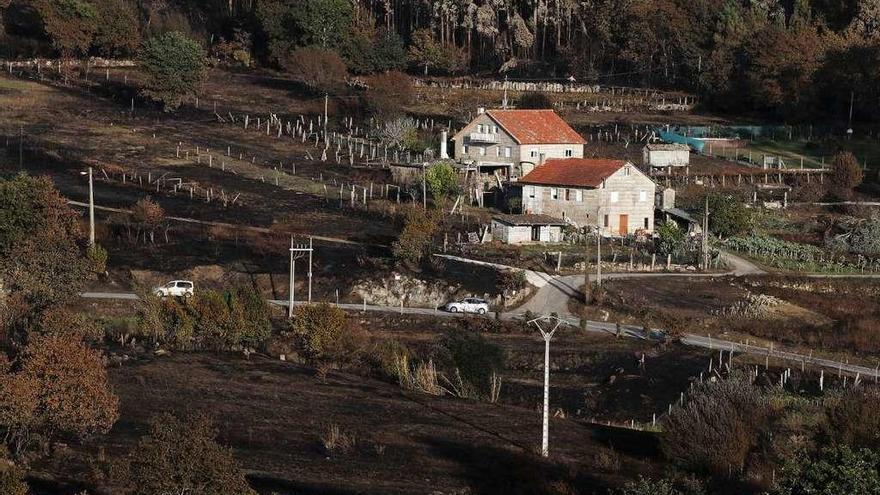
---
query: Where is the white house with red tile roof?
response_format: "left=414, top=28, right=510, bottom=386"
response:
left=518, top=158, right=656, bottom=236
left=451, top=109, right=585, bottom=178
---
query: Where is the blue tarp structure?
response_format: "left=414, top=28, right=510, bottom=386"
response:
left=657, top=130, right=706, bottom=153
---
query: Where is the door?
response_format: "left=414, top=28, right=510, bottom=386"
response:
left=531, top=226, right=541, bottom=241
left=619, top=214, right=629, bottom=235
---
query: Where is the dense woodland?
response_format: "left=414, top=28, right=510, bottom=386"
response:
left=0, top=0, right=879, bottom=121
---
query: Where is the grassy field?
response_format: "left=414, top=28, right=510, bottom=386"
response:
left=743, top=136, right=880, bottom=170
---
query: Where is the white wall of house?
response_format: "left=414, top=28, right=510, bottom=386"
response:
left=491, top=221, right=563, bottom=244
left=521, top=165, right=656, bottom=235
left=644, top=148, right=690, bottom=167
left=453, top=114, right=584, bottom=177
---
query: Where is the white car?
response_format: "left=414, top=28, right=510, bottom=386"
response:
left=154, top=280, right=194, bottom=298
left=445, top=297, right=489, bottom=315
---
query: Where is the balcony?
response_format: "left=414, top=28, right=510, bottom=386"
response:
left=469, top=132, right=499, bottom=143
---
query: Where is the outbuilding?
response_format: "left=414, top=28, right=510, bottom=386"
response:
left=643, top=143, right=690, bottom=168
left=491, top=214, right=567, bottom=244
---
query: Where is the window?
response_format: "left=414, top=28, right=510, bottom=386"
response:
left=644, top=217, right=650, bottom=229
left=576, top=190, right=583, bottom=202
left=565, top=189, right=571, bottom=201
left=639, top=190, right=647, bottom=202
left=530, top=149, right=538, bottom=158
left=564, top=149, right=573, bottom=157
left=624, top=166, right=631, bottom=176
left=476, top=124, right=483, bottom=133
left=492, top=125, right=498, bottom=133
left=463, top=145, right=469, bottom=155
left=479, top=147, right=486, bottom=156
left=496, top=147, right=501, bottom=157
left=610, top=191, right=619, bottom=203
left=504, top=147, right=511, bottom=158
left=550, top=188, right=558, bottom=200
left=603, top=215, right=609, bottom=228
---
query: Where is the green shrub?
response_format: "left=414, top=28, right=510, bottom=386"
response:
left=87, top=243, right=108, bottom=274
left=290, top=303, right=348, bottom=359
left=436, top=330, right=505, bottom=398
left=139, top=31, right=207, bottom=111
left=777, top=445, right=880, bottom=495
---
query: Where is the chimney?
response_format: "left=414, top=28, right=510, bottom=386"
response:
left=539, top=153, right=546, bottom=167
left=477, top=107, right=485, bottom=114
left=440, top=130, right=449, bottom=159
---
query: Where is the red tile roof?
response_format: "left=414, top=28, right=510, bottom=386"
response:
left=487, top=110, right=586, bottom=145
left=518, top=158, right=628, bottom=188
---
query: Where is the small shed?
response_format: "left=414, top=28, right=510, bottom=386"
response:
left=491, top=214, right=567, bottom=244
left=643, top=143, right=690, bottom=168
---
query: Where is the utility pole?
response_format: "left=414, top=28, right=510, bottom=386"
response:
left=88, top=167, right=95, bottom=247
left=308, top=236, right=313, bottom=303
left=596, top=225, right=602, bottom=287
left=324, top=93, right=329, bottom=144
left=288, top=237, right=315, bottom=317
left=528, top=315, right=565, bottom=458
left=422, top=162, right=427, bottom=209
left=702, top=196, right=710, bottom=270
left=583, top=229, right=590, bottom=304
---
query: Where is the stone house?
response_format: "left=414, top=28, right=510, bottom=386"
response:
left=643, top=143, right=690, bottom=168
left=517, top=158, right=656, bottom=236
left=451, top=109, right=585, bottom=178
left=491, top=214, right=567, bottom=244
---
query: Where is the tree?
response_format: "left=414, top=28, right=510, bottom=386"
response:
left=824, top=388, right=880, bottom=449
left=392, top=206, right=440, bottom=263
left=139, top=31, right=206, bottom=111
left=117, top=413, right=255, bottom=495
left=518, top=91, right=553, bottom=109
left=93, top=0, right=141, bottom=57
left=290, top=0, right=353, bottom=49
left=130, top=197, right=165, bottom=243
left=656, top=221, right=686, bottom=256
left=829, top=151, right=864, bottom=199
left=363, top=71, right=412, bottom=118
left=371, top=28, right=407, bottom=72
left=662, top=373, right=768, bottom=475
left=18, top=334, right=119, bottom=441
left=0, top=174, right=89, bottom=334
left=290, top=303, right=348, bottom=360
left=409, top=28, right=444, bottom=75
left=283, top=46, right=347, bottom=93
left=425, top=162, right=459, bottom=201
left=703, top=193, right=753, bottom=239
left=31, top=0, right=99, bottom=57
left=777, top=445, right=880, bottom=495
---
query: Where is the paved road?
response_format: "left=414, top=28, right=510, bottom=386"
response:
left=81, top=291, right=880, bottom=379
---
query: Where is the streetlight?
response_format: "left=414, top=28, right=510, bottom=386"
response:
left=80, top=167, right=94, bottom=247
left=288, top=236, right=314, bottom=318
left=528, top=314, right=567, bottom=458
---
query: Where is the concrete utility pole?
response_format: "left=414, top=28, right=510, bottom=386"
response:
left=287, top=238, right=314, bottom=317
left=528, top=315, right=566, bottom=458
left=583, top=229, right=590, bottom=304
left=324, top=93, right=329, bottom=143
left=702, top=196, right=710, bottom=270
left=596, top=227, right=602, bottom=287
left=80, top=167, right=95, bottom=247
